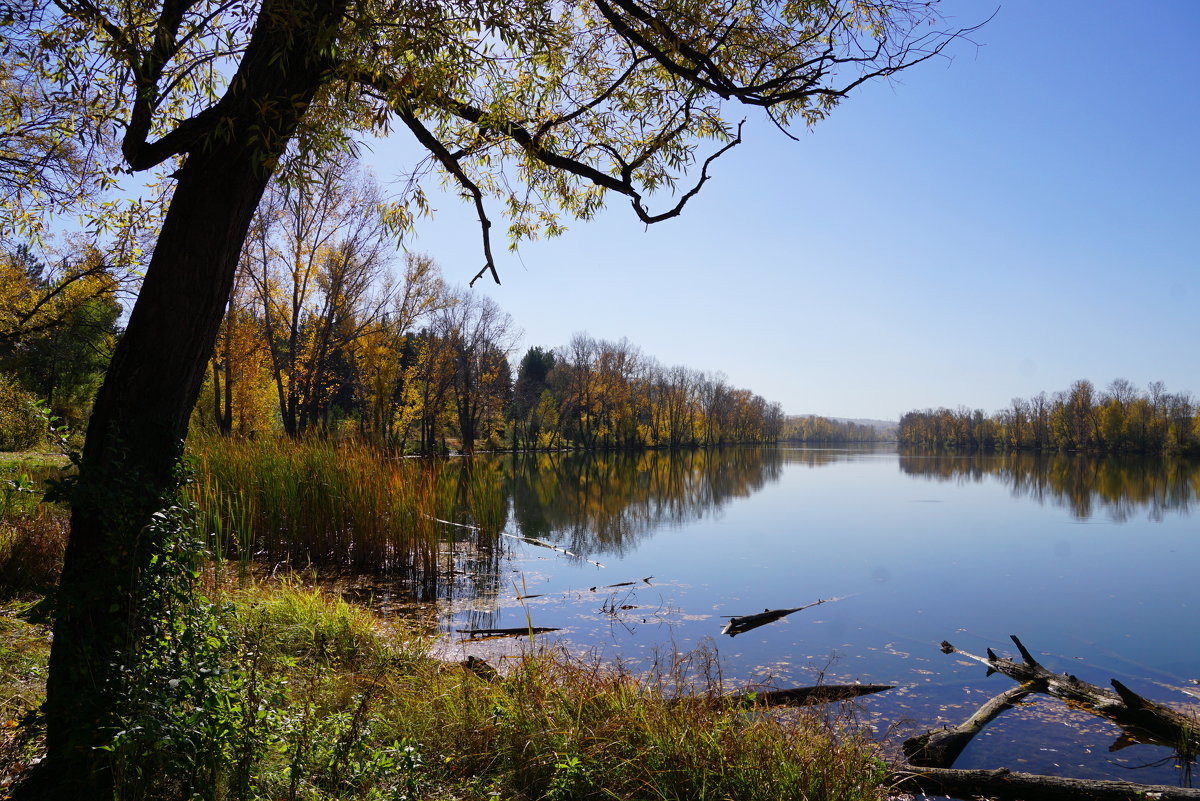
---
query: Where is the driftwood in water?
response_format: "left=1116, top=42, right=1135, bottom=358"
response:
left=720, top=596, right=837, bottom=636
left=904, top=684, right=1034, bottom=767
left=669, top=683, right=893, bottom=709
left=938, top=635, right=1200, bottom=756
left=728, top=683, right=893, bottom=708
left=896, top=635, right=1200, bottom=800
left=889, top=764, right=1200, bottom=801
left=590, top=577, right=653, bottom=591
left=457, top=626, right=561, bottom=639
left=501, top=532, right=606, bottom=568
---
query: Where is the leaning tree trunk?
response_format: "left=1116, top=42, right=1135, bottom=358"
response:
left=28, top=1, right=348, bottom=797
left=41, top=140, right=276, bottom=796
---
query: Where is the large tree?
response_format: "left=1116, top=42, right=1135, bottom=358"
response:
left=1, top=0, right=968, bottom=794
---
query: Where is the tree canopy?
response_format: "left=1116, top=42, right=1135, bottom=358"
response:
left=3, top=0, right=967, bottom=281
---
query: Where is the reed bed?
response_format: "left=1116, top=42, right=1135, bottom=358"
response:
left=188, top=435, right=442, bottom=578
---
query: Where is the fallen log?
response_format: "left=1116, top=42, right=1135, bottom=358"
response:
left=457, top=626, right=561, bottom=639
left=668, top=683, right=893, bottom=709
left=941, top=635, right=1200, bottom=755
left=904, top=684, right=1034, bottom=767
left=889, top=763, right=1200, bottom=801
left=720, top=596, right=840, bottom=636
left=729, top=683, right=893, bottom=708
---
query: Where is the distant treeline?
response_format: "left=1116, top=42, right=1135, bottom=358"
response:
left=781, top=415, right=890, bottom=443
left=898, top=379, right=1198, bottom=454
left=508, top=335, right=784, bottom=452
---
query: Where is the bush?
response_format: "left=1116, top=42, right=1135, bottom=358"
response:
left=0, top=375, right=44, bottom=452
left=0, top=512, right=67, bottom=597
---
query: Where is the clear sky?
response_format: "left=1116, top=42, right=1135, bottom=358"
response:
left=361, top=0, right=1199, bottom=421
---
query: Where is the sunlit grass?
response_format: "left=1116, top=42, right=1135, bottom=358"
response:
left=0, top=600, right=51, bottom=785
left=0, top=578, right=888, bottom=800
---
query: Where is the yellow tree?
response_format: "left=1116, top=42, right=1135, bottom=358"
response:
left=0, top=244, right=123, bottom=429
left=203, top=266, right=277, bottom=436
left=351, top=253, right=451, bottom=446
left=244, top=155, right=396, bottom=434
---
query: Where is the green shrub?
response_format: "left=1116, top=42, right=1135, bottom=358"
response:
left=0, top=375, right=44, bottom=453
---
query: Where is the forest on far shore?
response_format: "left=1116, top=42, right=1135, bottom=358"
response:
left=899, top=378, right=1198, bottom=454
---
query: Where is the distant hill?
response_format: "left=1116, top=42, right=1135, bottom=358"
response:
left=791, top=415, right=898, bottom=433
left=830, top=417, right=898, bottom=433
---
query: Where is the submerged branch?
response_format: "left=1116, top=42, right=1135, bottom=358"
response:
left=889, top=764, right=1200, bottom=801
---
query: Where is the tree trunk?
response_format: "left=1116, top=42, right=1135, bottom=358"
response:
left=38, top=141, right=275, bottom=800
left=26, top=0, right=348, bottom=796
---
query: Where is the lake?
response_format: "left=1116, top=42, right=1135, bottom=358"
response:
left=364, top=445, right=1200, bottom=786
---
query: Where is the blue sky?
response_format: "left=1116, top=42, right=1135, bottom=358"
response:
left=365, top=0, right=1198, bottom=420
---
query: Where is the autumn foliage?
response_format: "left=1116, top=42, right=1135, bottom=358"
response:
left=898, top=379, right=1199, bottom=454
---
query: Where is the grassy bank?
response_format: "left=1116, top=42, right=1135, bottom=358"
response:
left=0, top=576, right=891, bottom=801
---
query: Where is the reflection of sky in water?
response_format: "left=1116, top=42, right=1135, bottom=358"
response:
left=433, top=447, right=1200, bottom=786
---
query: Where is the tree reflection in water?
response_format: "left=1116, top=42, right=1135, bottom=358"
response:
left=898, top=450, right=1199, bottom=521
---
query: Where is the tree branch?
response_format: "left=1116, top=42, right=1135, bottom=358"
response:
left=392, top=105, right=500, bottom=287
left=591, top=0, right=978, bottom=108
left=940, top=635, right=1200, bottom=756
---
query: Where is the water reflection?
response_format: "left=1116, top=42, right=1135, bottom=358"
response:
left=898, top=450, right=1200, bottom=521
left=411, top=448, right=788, bottom=624
left=337, top=445, right=1199, bottom=787
left=506, top=447, right=785, bottom=557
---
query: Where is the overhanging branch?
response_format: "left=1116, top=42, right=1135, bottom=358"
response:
left=348, top=67, right=745, bottom=283
left=393, top=104, right=501, bottom=287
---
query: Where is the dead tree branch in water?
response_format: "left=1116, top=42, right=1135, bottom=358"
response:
left=893, top=634, right=1200, bottom=801
left=889, top=764, right=1200, bottom=801
left=936, top=635, right=1200, bottom=756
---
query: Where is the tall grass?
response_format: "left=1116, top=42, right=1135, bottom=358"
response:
left=138, top=581, right=892, bottom=801
left=385, top=642, right=891, bottom=801
left=188, top=434, right=439, bottom=577
left=187, top=434, right=512, bottom=588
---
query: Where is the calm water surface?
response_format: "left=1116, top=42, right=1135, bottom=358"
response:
left=396, top=446, right=1200, bottom=784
